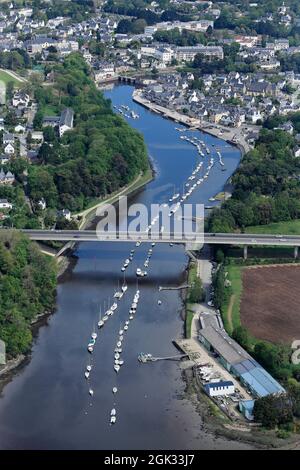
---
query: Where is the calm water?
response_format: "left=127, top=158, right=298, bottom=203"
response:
left=0, top=85, right=250, bottom=450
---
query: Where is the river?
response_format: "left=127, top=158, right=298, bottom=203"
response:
left=0, top=85, right=251, bottom=450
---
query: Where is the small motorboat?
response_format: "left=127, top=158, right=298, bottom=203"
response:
left=129, top=315, right=134, bottom=320
left=118, top=359, right=124, bottom=366
left=111, top=303, right=118, bottom=311
left=119, top=335, right=124, bottom=341
left=114, top=364, right=120, bottom=373
left=87, top=345, right=94, bottom=353
left=86, top=365, right=92, bottom=372
left=119, top=329, right=124, bottom=335
left=122, top=285, right=128, bottom=293
left=124, top=325, right=128, bottom=331
left=91, top=332, right=97, bottom=340
left=112, top=387, right=118, bottom=394
left=89, top=388, right=94, bottom=396
left=117, top=341, right=122, bottom=348
left=110, top=415, right=116, bottom=424
left=85, top=371, right=90, bottom=379
left=115, top=353, right=120, bottom=360
left=158, top=300, right=162, bottom=305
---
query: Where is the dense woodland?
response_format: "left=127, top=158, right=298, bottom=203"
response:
left=27, top=53, right=149, bottom=212
left=0, top=231, right=57, bottom=358
left=207, top=128, right=300, bottom=233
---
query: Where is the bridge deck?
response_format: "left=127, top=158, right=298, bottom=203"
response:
left=19, top=230, right=300, bottom=247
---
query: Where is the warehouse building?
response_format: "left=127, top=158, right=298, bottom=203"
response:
left=198, top=324, right=285, bottom=399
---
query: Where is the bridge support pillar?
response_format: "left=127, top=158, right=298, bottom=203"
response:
left=294, top=246, right=299, bottom=259
left=243, top=245, right=248, bottom=260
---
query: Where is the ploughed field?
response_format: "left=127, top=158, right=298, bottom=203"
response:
left=240, top=265, right=300, bottom=344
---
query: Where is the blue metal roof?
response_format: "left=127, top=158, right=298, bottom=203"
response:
left=235, top=360, right=285, bottom=397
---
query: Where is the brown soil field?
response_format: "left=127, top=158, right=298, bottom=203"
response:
left=240, top=264, right=300, bottom=344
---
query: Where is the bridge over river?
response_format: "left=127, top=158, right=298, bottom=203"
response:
left=20, top=229, right=300, bottom=259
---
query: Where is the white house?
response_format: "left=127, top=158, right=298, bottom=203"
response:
left=58, top=208, right=71, bottom=220
left=38, top=198, right=46, bottom=210
left=4, top=143, right=15, bottom=154
left=294, top=146, right=300, bottom=158
left=0, top=199, right=13, bottom=209
left=204, top=380, right=235, bottom=397
left=15, top=124, right=26, bottom=133
left=59, top=108, right=74, bottom=137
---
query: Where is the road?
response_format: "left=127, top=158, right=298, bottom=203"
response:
left=17, top=229, right=300, bottom=247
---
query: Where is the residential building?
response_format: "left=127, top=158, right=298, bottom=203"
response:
left=59, top=108, right=74, bottom=137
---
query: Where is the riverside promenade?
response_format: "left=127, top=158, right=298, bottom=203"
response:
left=132, top=89, right=251, bottom=155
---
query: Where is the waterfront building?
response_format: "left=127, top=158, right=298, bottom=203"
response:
left=204, top=380, right=235, bottom=397
left=198, top=323, right=285, bottom=399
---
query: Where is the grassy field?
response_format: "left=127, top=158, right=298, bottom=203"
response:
left=221, top=264, right=243, bottom=334
left=245, top=219, right=300, bottom=235
left=41, top=104, right=59, bottom=116
left=0, top=70, right=23, bottom=86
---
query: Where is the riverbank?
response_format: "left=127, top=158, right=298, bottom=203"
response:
left=132, top=89, right=251, bottom=155
left=75, top=168, right=154, bottom=230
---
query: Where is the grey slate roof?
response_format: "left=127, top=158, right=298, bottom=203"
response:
left=59, top=107, right=74, bottom=128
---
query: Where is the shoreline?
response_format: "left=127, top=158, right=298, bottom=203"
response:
left=132, top=89, right=250, bottom=156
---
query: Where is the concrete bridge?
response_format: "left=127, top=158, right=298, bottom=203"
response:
left=20, top=230, right=300, bottom=259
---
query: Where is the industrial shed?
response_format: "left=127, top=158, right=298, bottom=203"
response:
left=231, top=359, right=285, bottom=398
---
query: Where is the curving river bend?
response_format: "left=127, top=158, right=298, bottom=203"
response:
left=0, top=85, right=252, bottom=450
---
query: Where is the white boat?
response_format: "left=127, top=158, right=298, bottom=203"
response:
left=136, top=268, right=142, bottom=276
left=122, top=285, right=128, bottom=293
left=110, top=416, right=116, bottom=424
left=136, top=241, right=141, bottom=247
left=117, top=341, right=122, bottom=348
left=86, top=364, right=92, bottom=372
left=158, top=300, right=162, bottom=305
left=103, top=315, right=108, bottom=322
left=91, top=332, right=97, bottom=340
left=112, top=387, right=118, bottom=394
left=98, top=318, right=104, bottom=328
left=85, top=371, right=90, bottom=379
left=125, top=320, right=129, bottom=326
left=132, top=302, right=137, bottom=309
left=89, top=388, right=94, bottom=396
left=129, top=315, right=134, bottom=320
left=114, top=364, right=120, bottom=373
left=124, top=325, right=128, bottom=331
left=119, top=329, right=124, bottom=335
left=111, top=303, right=117, bottom=311
left=114, top=291, right=122, bottom=299
left=121, top=267, right=125, bottom=272
left=119, top=335, right=124, bottom=341
left=88, top=345, right=94, bottom=353
left=115, top=353, right=120, bottom=360
left=118, top=359, right=124, bottom=366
